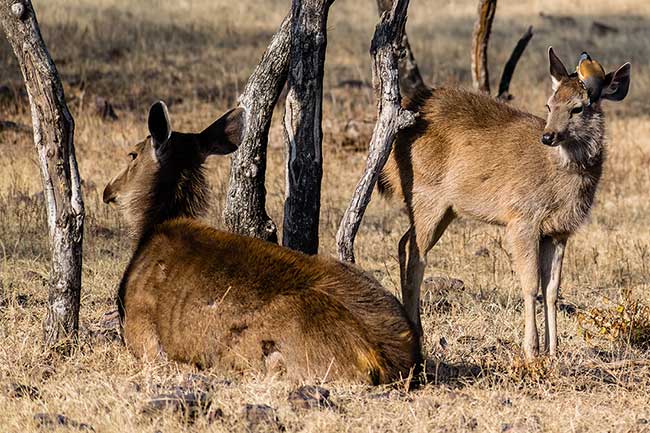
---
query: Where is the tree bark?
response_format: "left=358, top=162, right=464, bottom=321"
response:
left=336, top=0, right=416, bottom=263
left=223, top=15, right=291, bottom=243
left=1, top=0, right=84, bottom=347
left=497, top=26, right=533, bottom=101
left=471, top=0, right=497, bottom=93
left=376, top=0, right=427, bottom=98
left=282, top=0, right=334, bottom=255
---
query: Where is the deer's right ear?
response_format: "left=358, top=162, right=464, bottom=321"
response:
left=199, top=107, right=245, bottom=156
left=548, top=47, right=568, bottom=91
left=148, top=101, right=172, bottom=156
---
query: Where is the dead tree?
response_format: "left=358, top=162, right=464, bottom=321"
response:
left=376, top=0, right=427, bottom=98
left=471, top=0, right=497, bottom=93
left=223, top=15, right=291, bottom=243
left=282, top=0, right=334, bottom=255
left=336, top=0, right=416, bottom=263
left=1, top=0, right=85, bottom=346
left=471, top=0, right=533, bottom=100
left=497, top=26, right=534, bottom=100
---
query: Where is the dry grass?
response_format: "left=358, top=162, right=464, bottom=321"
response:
left=1, top=0, right=649, bottom=431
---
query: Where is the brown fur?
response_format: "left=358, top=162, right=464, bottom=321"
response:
left=379, top=50, right=630, bottom=359
left=104, top=102, right=422, bottom=384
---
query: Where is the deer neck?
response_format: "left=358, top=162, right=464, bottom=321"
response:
left=557, top=108, right=606, bottom=171
left=129, top=164, right=211, bottom=240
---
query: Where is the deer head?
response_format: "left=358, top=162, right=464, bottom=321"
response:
left=103, top=101, right=245, bottom=237
left=542, top=47, right=630, bottom=149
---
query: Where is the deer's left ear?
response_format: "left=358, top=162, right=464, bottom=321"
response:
left=198, top=107, right=245, bottom=156
left=601, top=63, right=631, bottom=101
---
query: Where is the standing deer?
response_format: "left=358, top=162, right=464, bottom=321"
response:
left=379, top=48, right=630, bottom=359
left=103, top=101, right=422, bottom=384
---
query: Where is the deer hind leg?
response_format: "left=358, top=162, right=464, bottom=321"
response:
left=506, top=223, right=541, bottom=360
left=402, top=207, right=454, bottom=338
left=540, top=236, right=567, bottom=357
left=123, top=312, right=165, bottom=363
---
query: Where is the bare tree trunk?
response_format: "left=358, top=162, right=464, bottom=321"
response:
left=376, top=0, right=426, bottom=98
left=223, top=15, right=291, bottom=243
left=336, top=0, right=416, bottom=263
left=497, top=26, right=533, bottom=101
left=471, top=0, right=497, bottom=93
left=282, top=0, right=334, bottom=255
left=1, top=0, right=84, bottom=347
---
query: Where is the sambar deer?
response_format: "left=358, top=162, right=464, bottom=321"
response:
left=103, top=101, right=422, bottom=384
left=379, top=48, right=631, bottom=359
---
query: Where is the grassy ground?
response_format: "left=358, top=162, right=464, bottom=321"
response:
left=1, top=0, right=649, bottom=431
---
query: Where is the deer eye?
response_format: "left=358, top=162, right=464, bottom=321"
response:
left=545, top=104, right=551, bottom=112
left=128, top=152, right=137, bottom=161
left=570, top=106, right=584, bottom=116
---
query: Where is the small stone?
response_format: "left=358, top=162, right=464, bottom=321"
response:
left=423, top=276, right=465, bottom=292
left=474, top=246, right=490, bottom=257
left=288, top=385, right=335, bottom=411
left=143, top=390, right=221, bottom=423
left=6, top=383, right=39, bottom=399
left=33, top=413, right=94, bottom=431
left=243, top=404, right=284, bottom=432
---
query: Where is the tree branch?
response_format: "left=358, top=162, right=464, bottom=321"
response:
left=497, top=25, right=533, bottom=101
left=336, top=0, right=416, bottom=263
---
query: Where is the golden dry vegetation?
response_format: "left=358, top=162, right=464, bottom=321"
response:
left=0, top=0, right=649, bottom=431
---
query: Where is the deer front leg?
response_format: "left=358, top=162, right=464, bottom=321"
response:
left=540, top=236, right=567, bottom=357
left=507, top=223, right=541, bottom=360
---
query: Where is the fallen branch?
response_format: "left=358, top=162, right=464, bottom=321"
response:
left=497, top=26, right=533, bottom=101
left=336, top=0, right=416, bottom=263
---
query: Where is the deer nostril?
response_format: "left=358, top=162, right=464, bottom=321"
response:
left=102, top=187, right=117, bottom=204
left=541, top=132, right=555, bottom=145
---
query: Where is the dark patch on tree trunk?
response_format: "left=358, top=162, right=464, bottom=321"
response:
left=282, top=0, right=334, bottom=255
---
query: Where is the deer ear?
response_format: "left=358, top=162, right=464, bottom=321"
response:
left=601, top=62, right=631, bottom=102
left=199, top=107, right=245, bottom=156
left=148, top=101, right=172, bottom=155
left=548, top=47, right=568, bottom=90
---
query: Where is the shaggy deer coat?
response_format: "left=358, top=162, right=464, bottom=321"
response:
left=379, top=48, right=630, bottom=359
left=104, top=101, right=422, bottom=384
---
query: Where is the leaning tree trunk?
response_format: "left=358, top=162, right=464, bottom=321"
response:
left=282, top=0, right=334, bottom=255
left=471, top=0, right=497, bottom=93
left=336, top=0, right=416, bottom=263
left=376, top=0, right=426, bottom=98
left=1, top=0, right=84, bottom=347
left=223, top=15, right=291, bottom=243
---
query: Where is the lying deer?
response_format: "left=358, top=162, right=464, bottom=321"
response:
left=103, top=101, right=422, bottom=384
left=379, top=48, right=630, bottom=359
